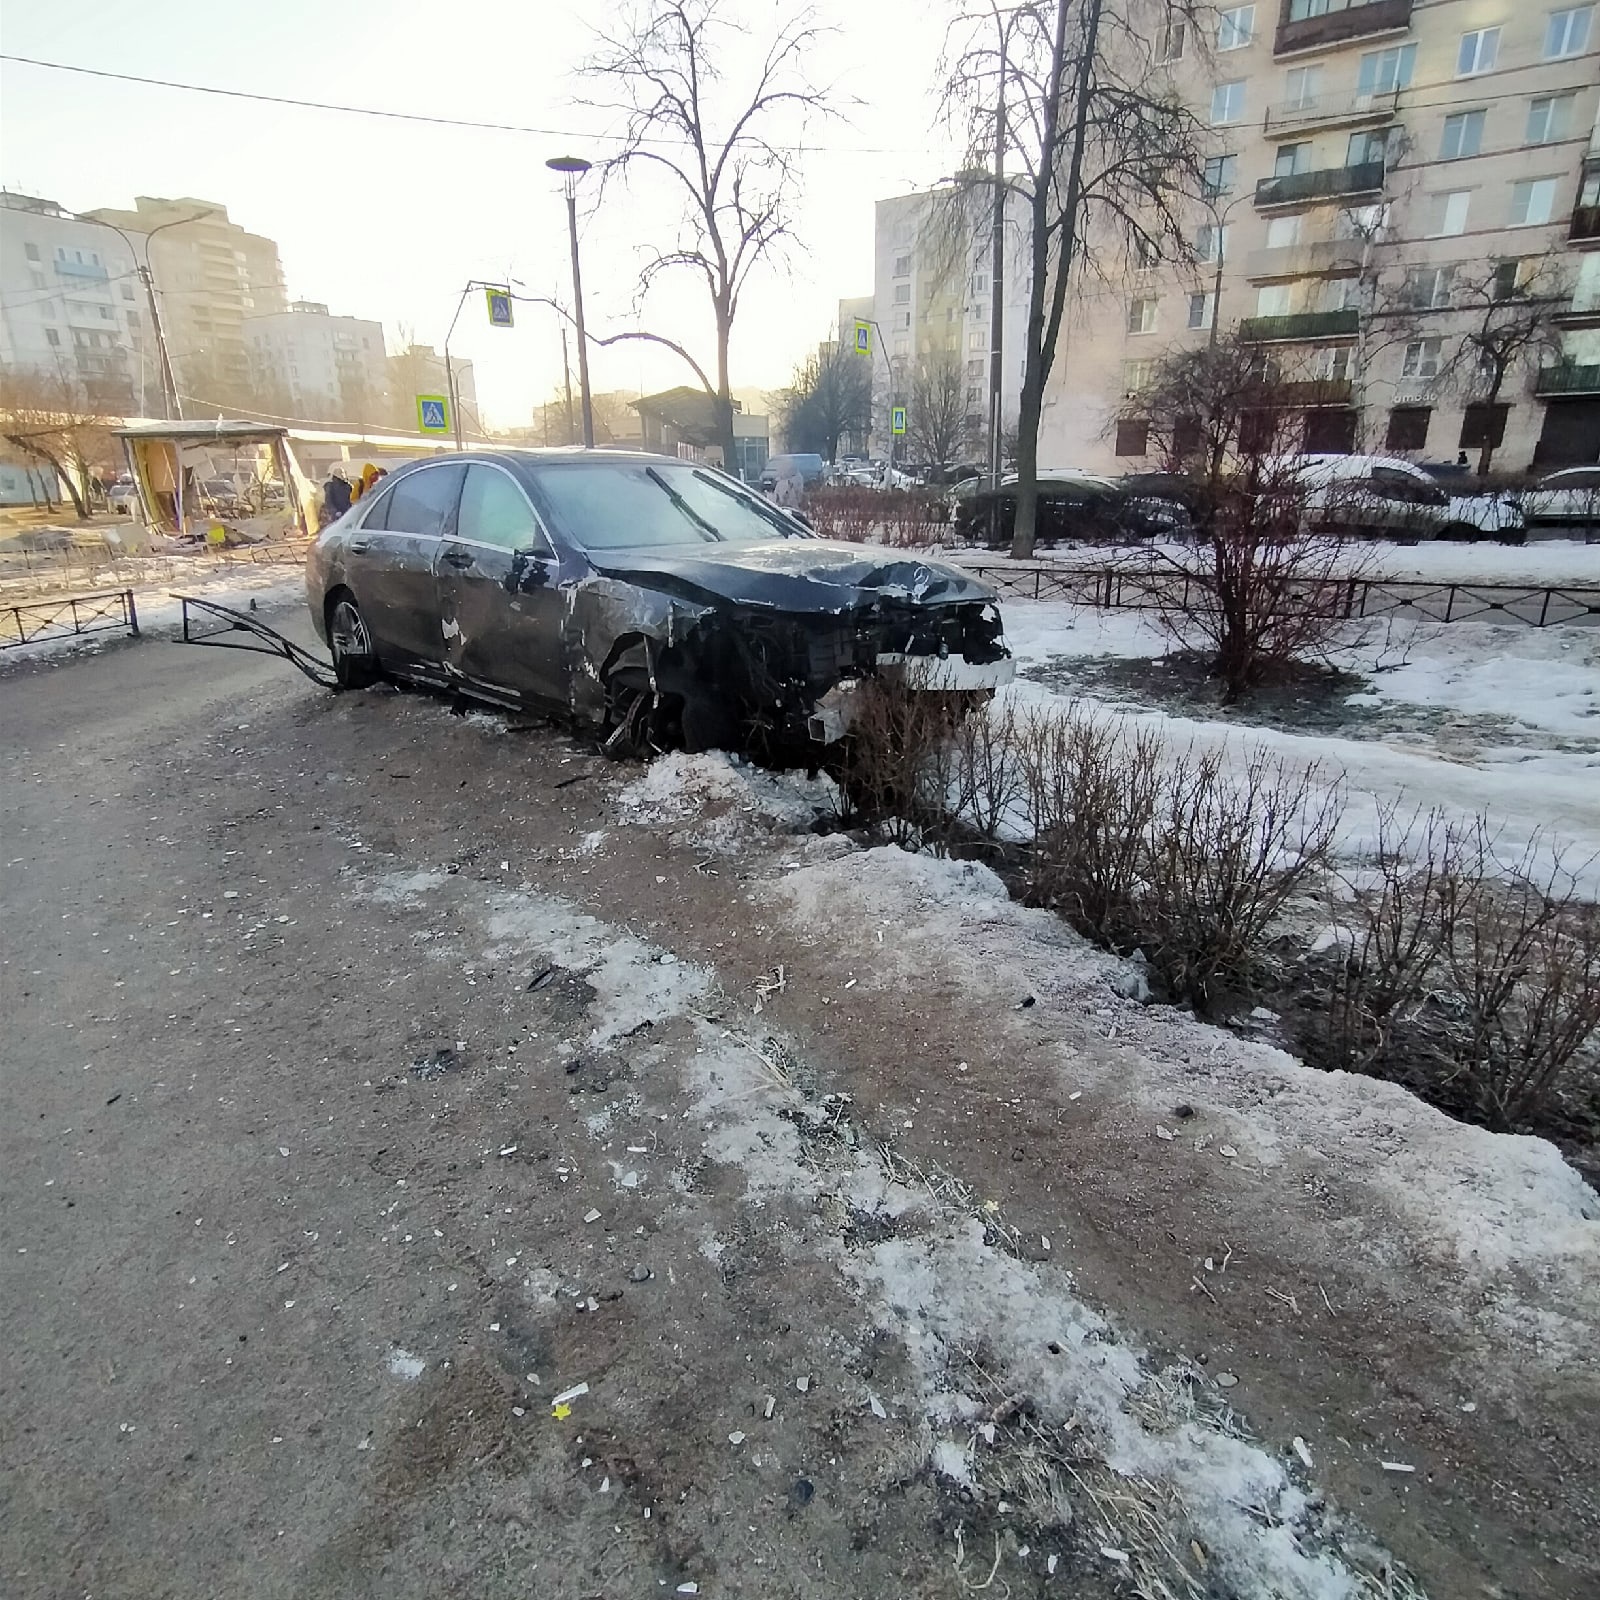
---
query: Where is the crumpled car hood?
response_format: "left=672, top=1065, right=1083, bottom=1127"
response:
left=587, top=539, right=996, bottom=612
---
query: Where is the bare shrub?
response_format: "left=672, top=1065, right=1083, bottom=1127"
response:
left=948, top=697, right=1025, bottom=841
left=801, top=487, right=875, bottom=542
left=801, top=487, right=949, bottom=547
left=837, top=678, right=955, bottom=849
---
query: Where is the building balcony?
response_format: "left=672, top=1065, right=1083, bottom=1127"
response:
left=1275, top=0, right=1413, bottom=55
left=1535, top=363, right=1600, bottom=396
left=54, top=259, right=109, bottom=283
left=1263, top=86, right=1398, bottom=134
left=1255, top=160, right=1385, bottom=208
left=1239, top=308, right=1360, bottom=342
left=1244, top=239, right=1362, bottom=280
left=1571, top=205, right=1600, bottom=244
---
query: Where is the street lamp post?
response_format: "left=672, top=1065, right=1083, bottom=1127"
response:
left=546, top=156, right=595, bottom=449
left=73, top=210, right=201, bottom=420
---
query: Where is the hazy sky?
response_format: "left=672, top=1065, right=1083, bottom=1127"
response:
left=0, top=0, right=970, bottom=426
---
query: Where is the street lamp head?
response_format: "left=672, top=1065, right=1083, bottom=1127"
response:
left=545, top=155, right=592, bottom=175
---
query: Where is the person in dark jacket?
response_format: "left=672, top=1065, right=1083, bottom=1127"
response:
left=323, top=465, right=353, bottom=520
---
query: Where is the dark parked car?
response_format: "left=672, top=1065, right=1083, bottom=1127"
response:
left=955, top=471, right=1177, bottom=547
left=306, top=450, right=1012, bottom=754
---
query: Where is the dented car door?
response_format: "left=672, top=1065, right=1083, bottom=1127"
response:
left=354, top=461, right=465, bottom=671
left=434, top=463, right=567, bottom=706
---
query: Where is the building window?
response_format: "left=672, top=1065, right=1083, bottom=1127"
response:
left=1188, top=291, right=1215, bottom=330
left=1210, top=81, right=1245, bottom=125
left=971, top=304, right=987, bottom=324
left=893, top=337, right=909, bottom=357
left=1545, top=6, right=1593, bottom=57
left=1426, top=190, right=1472, bottom=236
left=1358, top=44, right=1415, bottom=97
left=947, top=306, right=958, bottom=323
left=1256, top=283, right=1293, bottom=316
left=1527, top=94, right=1575, bottom=144
left=24, top=242, right=40, bottom=261
left=895, top=310, right=910, bottom=329
left=967, top=358, right=984, bottom=378
left=1196, top=223, right=1229, bottom=263
left=1284, top=65, right=1322, bottom=111
left=1217, top=6, right=1254, bottom=49
left=1347, top=125, right=1395, bottom=166
left=968, top=330, right=986, bottom=350
left=1402, top=338, right=1444, bottom=379
left=972, top=274, right=987, bottom=292
left=1402, top=265, right=1456, bottom=308
left=1460, top=402, right=1510, bottom=449
left=1202, top=154, right=1237, bottom=197
left=1158, top=20, right=1185, bottom=61
left=1440, top=110, right=1485, bottom=159
left=1385, top=407, right=1431, bottom=451
left=1311, top=346, right=1353, bottom=382
left=1127, top=297, right=1159, bottom=334
left=1492, top=257, right=1535, bottom=299
left=1509, top=177, right=1560, bottom=225
left=1266, top=214, right=1301, bottom=248
left=1274, top=142, right=1312, bottom=177
left=894, top=254, right=912, bottom=276
left=1115, top=418, right=1151, bottom=456
left=44, top=327, right=60, bottom=347
left=127, top=310, right=140, bottom=327
left=1122, top=359, right=1154, bottom=394
left=893, top=283, right=910, bottom=304
left=966, top=385, right=981, bottom=404
left=99, top=305, right=114, bottom=320
left=1457, top=28, right=1501, bottom=76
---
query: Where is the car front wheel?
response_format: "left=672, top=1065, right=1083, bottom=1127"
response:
left=328, top=593, right=380, bottom=689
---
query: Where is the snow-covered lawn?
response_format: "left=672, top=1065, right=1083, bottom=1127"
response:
left=1001, top=599, right=1600, bottom=878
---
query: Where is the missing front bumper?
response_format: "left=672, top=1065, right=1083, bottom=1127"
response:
left=806, top=654, right=1015, bottom=742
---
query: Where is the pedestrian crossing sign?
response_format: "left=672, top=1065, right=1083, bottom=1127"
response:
left=891, top=406, right=907, bottom=435
left=854, top=320, right=872, bottom=355
left=417, top=394, right=450, bottom=433
left=485, top=289, right=514, bottom=328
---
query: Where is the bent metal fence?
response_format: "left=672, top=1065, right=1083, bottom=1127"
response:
left=1, top=589, right=139, bottom=650
left=962, top=564, right=1600, bottom=628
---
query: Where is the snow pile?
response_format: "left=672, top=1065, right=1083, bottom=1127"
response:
left=774, top=846, right=1600, bottom=1300
left=617, top=751, right=839, bottom=851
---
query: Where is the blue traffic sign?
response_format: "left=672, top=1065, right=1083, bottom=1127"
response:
left=417, top=394, right=450, bottom=433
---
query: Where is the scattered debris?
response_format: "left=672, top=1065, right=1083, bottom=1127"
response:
left=551, top=1382, right=589, bottom=1410
left=728, top=1430, right=746, bottom=1446
left=526, top=967, right=556, bottom=992
left=1293, top=1436, right=1314, bottom=1469
left=409, top=1047, right=459, bottom=1081
left=763, top=1395, right=776, bottom=1420
left=583, top=1209, right=602, bottom=1224
left=386, top=1349, right=425, bottom=1380
left=1381, top=1461, right=1415, bottom=1474
left=796, top=1375, right=810, bottom=1393
left=1215, top=1372, right=1239, bottom=1389
left=868, top=1395, right=887, bottom=1419
left=629, top=1264, right=652, bottom=1283
left=1155, top=1126, right=1175, bottom=1142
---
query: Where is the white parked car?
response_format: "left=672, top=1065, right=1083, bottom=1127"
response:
left=1282, top=454, right=1524, bottom=542
left=1520, top=466, right=1600, bottom=539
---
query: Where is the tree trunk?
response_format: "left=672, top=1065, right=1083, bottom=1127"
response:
left=1475, top=374, right=1502, bottom=477
left=715, top=308, right=737, bottom=477
left=5, top=437, right=87, bottom=519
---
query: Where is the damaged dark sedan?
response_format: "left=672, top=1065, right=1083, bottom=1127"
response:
left=306, top=450, right=1013, bottom=755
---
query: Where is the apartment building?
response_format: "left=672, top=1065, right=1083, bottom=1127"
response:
left=385, top=343, right=477, bottom=435
left=1039, top=0, right=1600, bottom=471
left=85, top=196, right=287, bottom=409
left=0, top=191, right=157, bottom=410
left=869, top=187, right=1033, bottom=461
left=245, top=301, right=388, bottom=425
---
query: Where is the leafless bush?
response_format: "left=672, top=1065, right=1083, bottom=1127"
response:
left=800, top=487, right=949, bottom=547
left=1322, top=810, right=1600, bottom=1132
left=948, top=698, right=1026, bottom=841
left=802, top=487, right=875, bottom=542
left=837, top=678, right=955, bottom=848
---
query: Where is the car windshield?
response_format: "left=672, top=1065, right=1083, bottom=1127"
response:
left=533, top=460, right=806, bottom=550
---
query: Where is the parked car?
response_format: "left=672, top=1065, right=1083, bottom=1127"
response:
left=107, top=476, right=139, bottom=514
left=1285, top=454, right=1525, bottom=542
left=306, top=451, right=1012, bottom=754
left=955, top=470, right=1171, bottom=546
left=1520, top=466, right=1600, bottom=538
left=757, top=453, right=826, bottom=493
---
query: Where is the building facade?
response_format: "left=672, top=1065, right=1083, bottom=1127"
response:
left=85, top=196, right=287, bottom=411
left=868, top=187, right=1033, bottom=463
left=1033, top=0, right=1600, bottom=471
left=385, top=344, right=478, bottom=435
left=0, top=191, right=157, bottom=411
left=245, top=301, right=388, bottom=426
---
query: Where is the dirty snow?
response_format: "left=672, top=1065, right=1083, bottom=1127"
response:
left=617, top=751, right=839, bottom=852
left=386, top=1348, right=426, bottom=1380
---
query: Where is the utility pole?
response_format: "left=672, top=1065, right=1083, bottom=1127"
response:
left=561, top=324, right=576, bottom=444
left=546, top=156, right=595, bottom=449
left=988, top=48, right=1006, bottom=490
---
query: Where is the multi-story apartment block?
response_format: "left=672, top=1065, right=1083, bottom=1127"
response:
left=85, top=196, right=287, bottom=410
left=245, top=301, right=389, bottom=425
left=0, top=191, right=156, bottom=411
left=1037, top=0, right=1600, bottom=471
left=869, top=187, right=1033, bottom=461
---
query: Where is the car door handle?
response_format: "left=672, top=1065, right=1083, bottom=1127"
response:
left=349, top=538, right=371, bottom=553
left=442, top=548, right=474, bottom=569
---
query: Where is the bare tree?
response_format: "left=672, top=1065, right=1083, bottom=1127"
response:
left=1445, top=259, right=1569, bottom=475
left=0, top=368, right=118, bottom=520
left=943, top=0, right=1207, bottom=559
left=776, top=342, right=872, bottom=459
left=903, top=351, right=974, bottom=469
left=1132, top=335, right=1366, bottom=702
left=583, top=0, right=831, bottom=471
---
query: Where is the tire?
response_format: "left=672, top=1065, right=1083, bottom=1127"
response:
left=327, top=593, right=380, bottom=689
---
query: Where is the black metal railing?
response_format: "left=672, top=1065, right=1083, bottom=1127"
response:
left=1255, top=160, right=1385, bottom=207
left=1, top=589, right=139, bottom=650
left=1239, top=308, right=1361, bottom=342
left=962, top=564, right=1600, bottom=628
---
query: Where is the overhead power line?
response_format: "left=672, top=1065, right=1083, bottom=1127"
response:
left=0, top=52, right=912, bottom=157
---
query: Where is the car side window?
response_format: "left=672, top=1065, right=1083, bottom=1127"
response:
left=358, top=485, right=393, bottom=530
left=458, top=465, right=551, bottom=553
left=383, top=464, right=466, bottom=538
